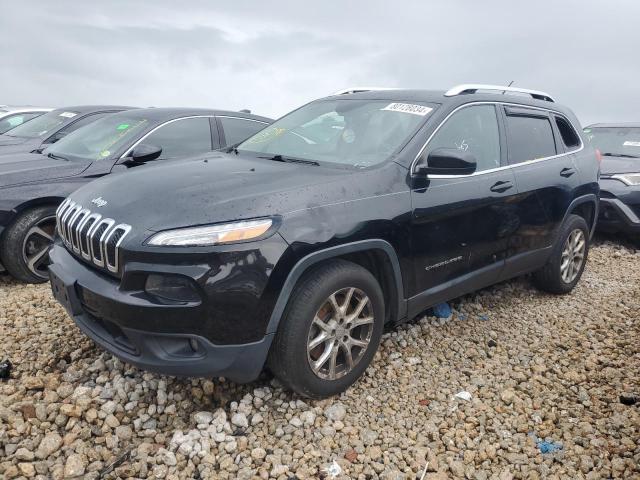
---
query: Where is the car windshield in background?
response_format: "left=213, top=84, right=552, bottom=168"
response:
left=237, top=99, right=436, bottom=167
left=5, top=110, right=79, bottom=138
left=45, top=115, right=150, bottom=161
left=585, top=127, right=640, bottom=159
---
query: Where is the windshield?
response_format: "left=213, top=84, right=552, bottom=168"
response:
left=237, top=99, right=435, bottom=167
left=45, top=115, right=150, bottom=161
left=584, top=127, right=640, bottom=159
left=5, top=110, right=79, bottom=138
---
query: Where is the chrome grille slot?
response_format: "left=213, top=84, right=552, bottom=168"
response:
left=55, top=201, right=132, bottom=275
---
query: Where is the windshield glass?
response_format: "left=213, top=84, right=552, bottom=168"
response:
left=6, top=110, right=79, bottom=138
left=584, top=127, right=640, bottom=158
left=45, top=115, right=150, bottom=161
left=237, top=99, right=435, bottom=167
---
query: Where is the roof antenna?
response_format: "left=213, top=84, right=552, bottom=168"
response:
left=502, top=81, right=514, bottom=94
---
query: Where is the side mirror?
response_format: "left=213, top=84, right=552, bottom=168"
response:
left=415, top=147, right=477, bottom=176
left=124, top=144, right=162, bottom=164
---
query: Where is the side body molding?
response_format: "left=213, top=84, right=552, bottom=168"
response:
left=266, top=239, right=407, bottom=334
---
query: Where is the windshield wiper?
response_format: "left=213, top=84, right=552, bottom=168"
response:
left=257, top=154, right=319, bottom=166
left=47, top=152, right=69, bottom=161
left=602, top=152, right=640, bottom=159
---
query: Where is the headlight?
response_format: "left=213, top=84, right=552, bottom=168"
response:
left=611, top=173, right=640, bottom=186
left=146, top=218, right=273, bottom=246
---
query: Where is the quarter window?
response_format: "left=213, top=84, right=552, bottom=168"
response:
left=506, top=114, right=557, bottom=164
left=555, top=116, right=581, bottom=150
left=427, top=104, right=501, bottom=171
left=143, top=117, right=212, bottom=159
left=219, top=117, right=268, bottom=147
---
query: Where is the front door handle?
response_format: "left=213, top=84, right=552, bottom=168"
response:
left=560, top=167, right=576, bottom=178
left=490, top=180, right=513, bottom=193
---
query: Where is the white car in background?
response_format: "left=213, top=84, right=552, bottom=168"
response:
left=0, top=106, right=52, bottom=135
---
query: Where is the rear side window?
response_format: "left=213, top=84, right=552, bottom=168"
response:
left=555, top=116, right=581, bottom=150
left=506, top=114, right=557, bottom=164
left=219, top=117, right=268, bottom=147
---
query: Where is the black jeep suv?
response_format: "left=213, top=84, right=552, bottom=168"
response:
left=584, top=123, right=640, bottom=240
left=49, top=85, right=600, bottom=398
left=0, top=108, right=271, bottom=283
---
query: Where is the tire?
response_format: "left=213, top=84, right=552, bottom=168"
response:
left=532, top=214, right=590, bottom=294
left=0, top=205, right=58, bottom=283
left=268, top=259, right=385, bottom=398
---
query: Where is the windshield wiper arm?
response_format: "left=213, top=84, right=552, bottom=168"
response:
left=224, top=142, right=241, bottom=154
left=602, top=152, right=640, bottom=159
left=257, top=154, right=319, bottom=166
left=47, top=152, right=69, bottom=161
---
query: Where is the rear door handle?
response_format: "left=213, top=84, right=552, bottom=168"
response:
left=560, top=167, right=576, bottom=178
left=490, top=180, right=513, bottom=193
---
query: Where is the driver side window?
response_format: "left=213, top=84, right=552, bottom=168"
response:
left=428, top=105, right=501, bottom=171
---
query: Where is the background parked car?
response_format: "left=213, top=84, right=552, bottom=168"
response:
left=0, top=107, right=272, bottom=282
left=0, top=106, right=52, bottom=134
left=584, top=123, right=640, bottom=241
left=0, top=105, right=133, bottom=155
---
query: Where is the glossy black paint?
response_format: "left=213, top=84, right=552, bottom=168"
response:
left=49, top=90, right=600, bottom=381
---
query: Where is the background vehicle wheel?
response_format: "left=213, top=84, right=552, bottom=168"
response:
left=268, top=259, right=385, bottom=398
left=532, top=214, right=590, bottom=294
left=0, top=205, right=58, bottom=283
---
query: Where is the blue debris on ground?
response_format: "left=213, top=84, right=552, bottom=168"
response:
left=432, top=302, right=452, bottom=318
left=478, top=314, right=489, bottom=321
left=529, top=432, right=563, bottom=454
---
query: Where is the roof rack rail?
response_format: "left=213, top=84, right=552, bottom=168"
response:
left=444, top=84, right=555, bottom=103
left=332, top=87, right=399, bottom=95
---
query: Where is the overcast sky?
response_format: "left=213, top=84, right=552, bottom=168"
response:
left=2, top=1, right=638, bottom=126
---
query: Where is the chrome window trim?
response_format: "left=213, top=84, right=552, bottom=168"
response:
left=411, top=101, right=584, bottom=179
left=104, top=224, right=132, bottom=273
left=216, top=115, right=270, bottom=125
left=120, top=115, right=217, bottom=159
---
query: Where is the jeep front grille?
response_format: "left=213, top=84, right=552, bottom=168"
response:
left=56, top=199, right=132, bottom=274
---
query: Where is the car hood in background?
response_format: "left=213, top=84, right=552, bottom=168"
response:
left=600, top=156, right=640, bottom=175
left=0, top=153, right=90, bottom=189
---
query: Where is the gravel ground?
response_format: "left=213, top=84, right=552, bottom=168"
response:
left=0, top=238, right=639, bottom=480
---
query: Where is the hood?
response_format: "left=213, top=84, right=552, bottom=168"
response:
left=0, top=153, right=90, bottom=188
left=67, top=153, right=387, bottom=233
left=600, top=156, right=640, bottom=175
left=0, top=134, right=30, bottom=146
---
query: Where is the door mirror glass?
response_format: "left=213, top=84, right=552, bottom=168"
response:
left=416, top=147, right=477, bottom=176
left=126, top=144, right=163, bottom=163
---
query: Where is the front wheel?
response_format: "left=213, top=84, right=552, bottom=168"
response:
left=0, top=205, right=58, bottom=283
left=533, top=214, right=590, bottom=294
left=268, top=259, right=385, bottom=398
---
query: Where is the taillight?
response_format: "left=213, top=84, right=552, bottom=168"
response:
left=595, top=148, right=603, bottom=165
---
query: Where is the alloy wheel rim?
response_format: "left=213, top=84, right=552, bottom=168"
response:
left=21, top=215, right=56, bottom=279
left=307, top=287, right=375, bottom=380
left=560, top=229, right=586, bottom=284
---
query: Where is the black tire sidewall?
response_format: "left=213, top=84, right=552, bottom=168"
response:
left=0, top=205, right=58, bottom=283
left=273, top=261, right=385, bottom=398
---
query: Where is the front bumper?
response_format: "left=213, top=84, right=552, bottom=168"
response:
left=48, top=244, right=274, bottom=382
left=597, top=197, right=640, bottom=234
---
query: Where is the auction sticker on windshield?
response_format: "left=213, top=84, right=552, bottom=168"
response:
left=382, top=103, right=433, bottom=116
left=623, top=141, right=640, bottom=147
left=59, top=112, right=77, bottom=118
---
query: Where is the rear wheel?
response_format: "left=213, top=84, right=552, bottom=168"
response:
left=268, top=259, right=384, bottom=398
left=0, top=205, right=58, bottom=283
left=533, top=214, right=589, bottom=294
